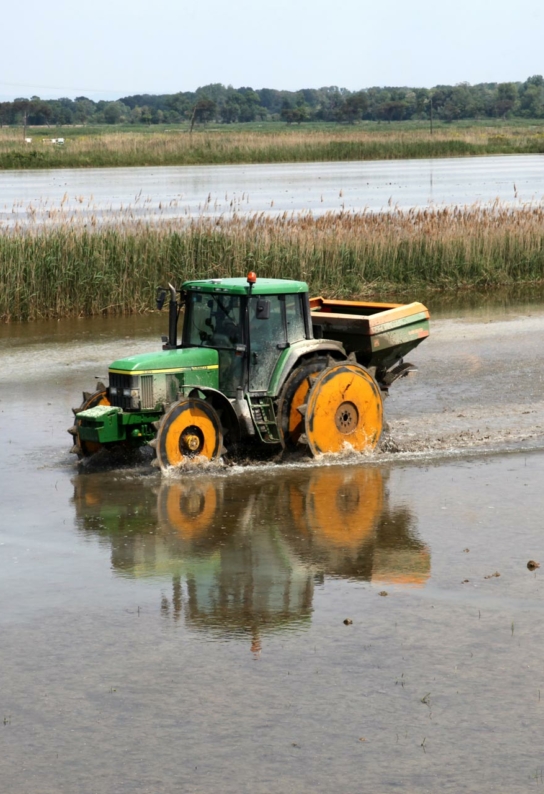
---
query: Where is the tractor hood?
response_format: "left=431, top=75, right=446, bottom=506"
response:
left=109, top=347, right=219, bottom=375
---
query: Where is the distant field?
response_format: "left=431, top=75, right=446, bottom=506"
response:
left=1, top=120, right=544, bottom=169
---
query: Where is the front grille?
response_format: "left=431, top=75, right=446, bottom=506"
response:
left=140, top=375, right=154, bottom=409
left=109, top=372, right=136, bottom=410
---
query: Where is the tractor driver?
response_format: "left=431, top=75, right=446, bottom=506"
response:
left=209, top=296, right=241, bottom=349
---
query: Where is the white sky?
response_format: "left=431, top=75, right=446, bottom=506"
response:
left=1, top=0, right=543, bottom=101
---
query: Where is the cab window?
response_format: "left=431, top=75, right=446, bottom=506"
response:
left=185, top=293, right=242, bottom=348
left=285, top=293, right=306, bottom=343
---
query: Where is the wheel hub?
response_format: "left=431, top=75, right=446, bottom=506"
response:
left=180, top=426, right=203, bottom=454
left=334, top=401, right=358, bottom=434
left=156, top=397, right=223, bottom=471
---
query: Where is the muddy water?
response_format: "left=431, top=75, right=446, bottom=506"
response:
left=2, top=154, right=544, bottom=226
left=2, top=304, right=544, bottom=792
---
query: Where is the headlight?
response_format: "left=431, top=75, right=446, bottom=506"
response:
left=127, top=388, right=141, bottom=409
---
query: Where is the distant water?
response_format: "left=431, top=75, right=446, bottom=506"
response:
left=1, top=153, right=543, bottom=226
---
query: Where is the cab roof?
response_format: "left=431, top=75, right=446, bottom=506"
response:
left=182, top=277, right=309, bottom=296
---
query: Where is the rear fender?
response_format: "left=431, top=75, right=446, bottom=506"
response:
left=270, top=340, right=346, bottom=397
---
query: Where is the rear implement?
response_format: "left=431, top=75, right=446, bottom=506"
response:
left=310, top=296, right=430, bottom=376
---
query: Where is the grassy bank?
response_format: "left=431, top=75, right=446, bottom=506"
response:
left=2, top=122, right=544, bottom=169
left=2, top=204, right=544, bottom=321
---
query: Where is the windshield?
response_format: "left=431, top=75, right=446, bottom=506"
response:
left=184, top=292, right=243, bottom=348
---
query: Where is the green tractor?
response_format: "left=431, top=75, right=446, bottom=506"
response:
left=69, top=273, right=429, bottom=471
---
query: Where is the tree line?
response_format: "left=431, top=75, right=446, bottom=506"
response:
left=2, top=77, right=544, bottom=127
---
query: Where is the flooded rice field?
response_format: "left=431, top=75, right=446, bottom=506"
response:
left=2, top=299, right=544, bottom=792
left=2, top=153, right=544, bottom=227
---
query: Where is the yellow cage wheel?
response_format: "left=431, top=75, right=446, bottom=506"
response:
left=154, top=397, right=224, bottom=471
left=158, top=479, right=220, bottom=539
left=293, top=468, right=384, bottom=551
left=68, top=383, right=110, bottom=458
left=303, top=363, right=383, bottom=456
left=277, top=357, right=329, bottom=449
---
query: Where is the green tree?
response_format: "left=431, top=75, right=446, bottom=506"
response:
left=28, top=98, right=53, bottom=126
left=190, top=98, right=217, bottom=131
left=140, top=106, right=153, bottom=124
left=74, top=97, right=96, bottom=124
left=519, top=77, right=544, bottom=117
left=314, top=88, right=344, bottom=121
left=337, top=92, right=368, bottom=123
left=104, top=101, right=127, bottom=124
left=494, top=83, right=518, bottom=117
left=375, top=100, right=407, bottom=122
left=221, top=95, right=241, bottom=123
left=0, top=102, right=13, bottom=126
left=167, top=92, right=192, bottom=121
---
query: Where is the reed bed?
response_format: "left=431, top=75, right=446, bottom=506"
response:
left=2, top=203, right=544, bottom=321
left=2, top=124, right=544, bottom=169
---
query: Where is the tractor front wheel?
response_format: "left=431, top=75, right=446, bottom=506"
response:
left=151, top=397, right=224, bottom=472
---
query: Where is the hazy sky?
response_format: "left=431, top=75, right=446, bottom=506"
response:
left=1, top=0, right=543, bottom=101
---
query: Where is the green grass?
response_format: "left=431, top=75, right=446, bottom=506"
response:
left=2, top=204, right=544, bottom=321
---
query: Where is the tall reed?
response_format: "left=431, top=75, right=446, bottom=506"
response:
left=2, top=204, right=544, bottom=320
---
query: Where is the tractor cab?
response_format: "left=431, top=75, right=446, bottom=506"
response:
left=179, top=275, right=311, bottom=396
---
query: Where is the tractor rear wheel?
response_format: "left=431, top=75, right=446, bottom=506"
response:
left=277, top=357, right=330, bottom=449
left=300, top=362, right=383, bottom=456
left=68, top=383, right=110, bottom=458
left=151, top=397, right=224, bottom=472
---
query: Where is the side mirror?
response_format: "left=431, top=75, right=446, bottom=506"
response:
left=255, top=298, right=270, bottom=320
left=156, top=289, right=167, bottom=311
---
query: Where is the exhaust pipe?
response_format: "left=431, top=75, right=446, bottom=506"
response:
left=167, top=283, right=178, bottom=349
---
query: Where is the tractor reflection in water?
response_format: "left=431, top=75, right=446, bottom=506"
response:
left=286, top=468, right=430, bottom=586
left=72, top=466, right=429, bottom=649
